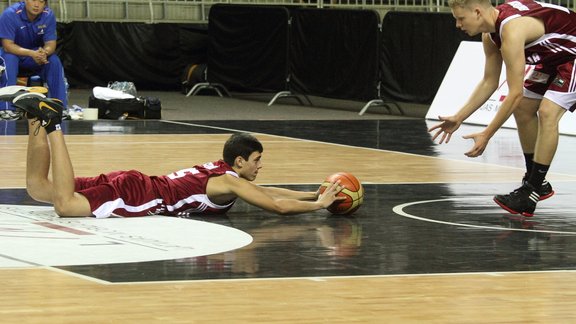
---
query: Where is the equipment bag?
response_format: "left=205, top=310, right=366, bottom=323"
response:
left=89, top=95, right=146, bottom=120
left=143, top=96, right=162, bottom=119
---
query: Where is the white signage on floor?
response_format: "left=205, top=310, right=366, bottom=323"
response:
left=427, top=41, right=576, bottom=136
left=0, top=205, right=253, bottom=267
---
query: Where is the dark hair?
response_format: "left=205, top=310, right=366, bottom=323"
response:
left=223, top=133, right=263, bottom=166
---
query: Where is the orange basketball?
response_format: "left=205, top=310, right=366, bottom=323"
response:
left=319, top=172, right=364, bottom=215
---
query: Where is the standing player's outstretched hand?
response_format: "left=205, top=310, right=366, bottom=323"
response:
left=428, top=115, right=462, bottom=144
left=462, top=131, right=489, bottom=158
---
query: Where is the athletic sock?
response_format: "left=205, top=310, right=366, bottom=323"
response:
left=44, top=122, right=61, bottom=134
left=527, top=162, right=550, bottom=191
left=523, top=153, right=534, bottom=176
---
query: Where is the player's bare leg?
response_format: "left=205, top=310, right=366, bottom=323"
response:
left=25, top=119, right=54, bottom=203
left=46, top=130, right=93, bottom=217
left=513, top=98, right=540, bottom=155
left=510, top=97, right=554, bottom=200
left=534, top=99, right=566, bottom=165
left=494, top=99, right=564, bottom=216
left=15, top=93, right=93, bottom=217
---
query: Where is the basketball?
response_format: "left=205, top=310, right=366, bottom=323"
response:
left=319, top=172, right=364, bottom=215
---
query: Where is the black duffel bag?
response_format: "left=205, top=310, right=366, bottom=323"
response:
left=88, top=95, right=161, bottom=120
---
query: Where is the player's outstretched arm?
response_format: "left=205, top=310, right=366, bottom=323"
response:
left=428, top=34, right=503, bottom=145
left=221, top=176, right=344, bottom=215
left=258, top=186, right=317, bottom=201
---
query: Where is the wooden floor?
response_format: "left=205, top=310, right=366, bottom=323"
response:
left=1, top=118, right=576, bottom=322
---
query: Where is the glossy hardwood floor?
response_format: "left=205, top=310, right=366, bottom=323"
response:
left=3, top=268, right=576, bottom=323
left=1, top=118, right=576, bottom=323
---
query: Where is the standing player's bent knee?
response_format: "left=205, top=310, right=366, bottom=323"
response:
left=513, top=107, right=535, bottom=122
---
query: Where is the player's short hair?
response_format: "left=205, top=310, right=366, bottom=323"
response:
left=223, top=133, right=263, bottom=166
left=448, top=0, right=491, bottom=9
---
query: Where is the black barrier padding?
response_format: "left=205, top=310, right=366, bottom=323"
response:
left=58, top=22, right=207, bottom=90
left=289, top=8, right=380, bottom=101
left=380, top=12, right=480, bottom=104
left=208, top=4, right=290, bottom=92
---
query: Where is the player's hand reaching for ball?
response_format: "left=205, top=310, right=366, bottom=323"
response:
left=428, top=115, right=462, bottom=144
left=317, top=180, right=345, bottom=208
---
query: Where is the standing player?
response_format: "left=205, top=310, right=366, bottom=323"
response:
left=0, top=0, right=67, bottom=111
left=428, top=0, right=576, bottom=217
left=13, top=92, right=344, bottom=218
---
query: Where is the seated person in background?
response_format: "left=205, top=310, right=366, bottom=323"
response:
left=0, top=0, right=67, bottom=111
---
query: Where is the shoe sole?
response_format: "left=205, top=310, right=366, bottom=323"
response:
left=493, top=197, right=534, bottom=217
left=539, top=190, right=555, bottom=201
left=0, top=86, right=48, bottom=99
left=13, top=92, right=47, bottom=106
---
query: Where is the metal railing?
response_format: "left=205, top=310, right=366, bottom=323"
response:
left=0, top=0, right=573, bottom=23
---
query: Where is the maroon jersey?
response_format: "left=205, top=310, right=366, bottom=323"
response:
left=75, top=160, right=238, bottom=218
left=490, top=1, right=576, bottom=66
left=153, top=160, right=238, bottom=216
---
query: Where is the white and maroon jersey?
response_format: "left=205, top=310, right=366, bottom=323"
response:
left=152, top=160, right=239, bottom=216
left=75, top=160, right=239, bottom=218
left=490, top=1, right=576, bottom=66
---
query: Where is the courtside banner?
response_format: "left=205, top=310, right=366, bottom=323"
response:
left=427, top=41, right=576, bottom=136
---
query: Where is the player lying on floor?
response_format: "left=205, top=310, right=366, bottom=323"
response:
left=12, top=91, right=345, bottom=218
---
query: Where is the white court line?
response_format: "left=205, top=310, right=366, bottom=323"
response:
left=393, top=197, right=576, bottom=235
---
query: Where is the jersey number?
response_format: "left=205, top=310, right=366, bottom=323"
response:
left=167, top=162, right=219, bottom=179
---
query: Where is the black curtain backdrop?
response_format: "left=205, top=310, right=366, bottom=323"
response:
left=208, top=4, right=290, bottom=92
left=57, top=22, right=208, bottom=90
left=289, top=8, right=380, bottom=101
left=54, top=9, right=481, bottom=103
left=379, top=12, right=480, bottom=104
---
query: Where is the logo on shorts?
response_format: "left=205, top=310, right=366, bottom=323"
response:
left=527, top=70, right=550, bottom=84
left=553, top=76, right=565, bottom=87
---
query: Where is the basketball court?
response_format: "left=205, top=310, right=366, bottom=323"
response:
left=1, top=115, right=576, bottom=322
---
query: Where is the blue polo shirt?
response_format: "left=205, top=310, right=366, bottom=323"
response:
left=0, top=2, right=57, bottom=49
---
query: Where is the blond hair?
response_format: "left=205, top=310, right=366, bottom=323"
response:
left=448, top=0, right=492, bottom=9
